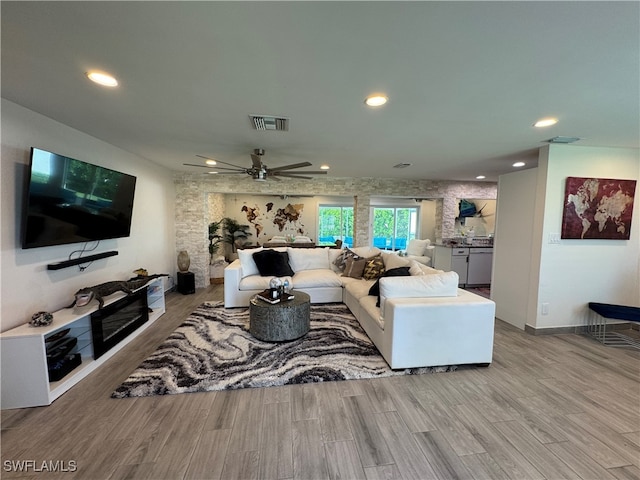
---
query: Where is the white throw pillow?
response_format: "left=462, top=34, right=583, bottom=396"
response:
left=237, top=247, right=263, bottom=278
left=287, top=247, right=330, bottom=272
left=406, top=239, right=430, bottom=256
left=350, top=246, right=381, bottom=258
left=379, top=271, right=458, bottom=314
left=382, top=251, right=411, bottom=270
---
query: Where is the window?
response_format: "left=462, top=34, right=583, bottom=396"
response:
left=318, top=205, right=354, bottom=247
left=371, top=206, right=418, bottom=250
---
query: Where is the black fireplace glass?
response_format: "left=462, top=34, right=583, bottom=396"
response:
left=91, top=287, right=148, bottom=359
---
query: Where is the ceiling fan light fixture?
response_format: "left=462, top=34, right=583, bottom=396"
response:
left=320, top=164, right=330, bottom=170
left=205, top=159, right=216, bottom=166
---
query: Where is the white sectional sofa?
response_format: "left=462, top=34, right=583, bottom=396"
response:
left=224, top=245, right=495, bottom=369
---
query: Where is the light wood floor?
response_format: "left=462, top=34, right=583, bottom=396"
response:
left=2, top=285, right=639, bottom=480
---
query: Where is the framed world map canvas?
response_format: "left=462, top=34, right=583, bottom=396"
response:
left=561, top=176, right=636, bottom=239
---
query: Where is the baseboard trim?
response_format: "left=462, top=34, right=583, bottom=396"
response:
left=525, top=322, right=638, bottom=335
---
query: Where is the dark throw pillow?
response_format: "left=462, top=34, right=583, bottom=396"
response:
left=343, top=257, right=367, bottom=279
left=252, top=249, right=294, bottom=277
left=369, top=266, right=412, bottom=306
left=363, top=254, right=385, bottom=280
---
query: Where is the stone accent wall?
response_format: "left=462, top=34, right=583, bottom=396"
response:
left=175, top=174, right=497, bottom=288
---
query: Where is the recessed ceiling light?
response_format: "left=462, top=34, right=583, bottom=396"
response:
left=207, top=171, right=218, bottom=174
left=85, top=70, right=118, bottom=87
left=320, top=164, right=330, bottom=170
left=534, top=117, right=558, bottom=127
left=513, top=161, right=526, bottom=167
left=205, top=159, right=217, bottom=166
left=365, top=94, right=388, bottom=107
left=476, top=175, right=486, bottom=180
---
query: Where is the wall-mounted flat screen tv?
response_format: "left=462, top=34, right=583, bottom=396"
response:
left=22, top=147, right=137, bottom=249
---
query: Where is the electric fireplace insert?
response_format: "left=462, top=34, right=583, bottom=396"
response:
left=91, top=287, right=149, bottom=359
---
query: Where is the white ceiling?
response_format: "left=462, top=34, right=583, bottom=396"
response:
left=2, top=1, right=638, bottom=182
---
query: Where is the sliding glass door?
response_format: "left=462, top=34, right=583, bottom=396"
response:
left=371, top=206, right=418, bottom=250
left=318, top=205, right=354, bottom=247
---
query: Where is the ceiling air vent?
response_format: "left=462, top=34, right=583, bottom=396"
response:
left=545, top=136, right=580, bottom=144
left=393, top=162, right=412, bottom=168
left=249, top=115, right=289, bottom=131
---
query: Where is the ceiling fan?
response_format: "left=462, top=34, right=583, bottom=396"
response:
left=184, top=148, right=328, bottom=181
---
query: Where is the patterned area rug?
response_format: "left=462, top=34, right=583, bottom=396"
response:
left=112, top=302, right=457, bottom=398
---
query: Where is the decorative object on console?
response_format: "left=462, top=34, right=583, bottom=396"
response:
left=68, top=274, right=168, bottom=308
left=132, top=268, right=148, bottom=277
left=177, top=250, right=190, bottom=272
left=29, top=311, right=54, bottom=327
left=561, top=176, right=636, bottom=240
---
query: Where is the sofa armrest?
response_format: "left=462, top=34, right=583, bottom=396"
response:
left=224, top=259, right=243, bottom=306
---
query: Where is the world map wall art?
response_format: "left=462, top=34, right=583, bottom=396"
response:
left=561, top=176, right=636, bottom=240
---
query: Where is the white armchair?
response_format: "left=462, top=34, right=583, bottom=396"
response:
left=405, top=238, right=435, bottom=266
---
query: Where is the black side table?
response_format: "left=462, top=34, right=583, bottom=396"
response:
left=177, top=272, right=195, bottom=294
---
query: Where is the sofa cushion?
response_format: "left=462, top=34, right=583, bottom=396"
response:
left=291, top=269, right=343, bottom=288
left=406, top=238, right=430, bottom=256
left=359, top=295, right=385, bottom=330
left=239, top=275, right=276, bottom=291
left=344, top=277, right=377, bottom=300
left=368, top=266, right=412, bottom=302
left=253, top=249, right=294, bottom=277
left=363, top=255, right=385, bottom=280
left=343, top=257, right=367, bottom=278
left=379, top=271, right=459, bottom=314
left=381, top=251, right=411, bottom=270
left=287, top=247, right=330, bottom=272
left=237, top=247, right=263, bottom=278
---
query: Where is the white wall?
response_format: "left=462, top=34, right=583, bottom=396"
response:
left=492, top=168, right=539, bottom=329
left=1, top=100, right=176, bottom=332
left=494, top=144, right=639, bottom=331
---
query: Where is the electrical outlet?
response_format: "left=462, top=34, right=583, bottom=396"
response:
left=548, top=233, right=560, bottom=244
left=541, top=303, right=549, bottom=315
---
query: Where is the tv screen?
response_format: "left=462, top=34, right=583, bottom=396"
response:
left=22, top=147, right=137, bottom=249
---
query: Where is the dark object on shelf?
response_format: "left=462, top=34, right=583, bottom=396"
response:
left=256, top=289, right=294, bottom=304
left=46, top=336, right=77, bottom=364
left=47, top=251, right=119, bottom=270
left=68, top=274, right=168, bottom=308
left=177, top=272, right=195, bottom=295
left=48, top=353, right=82, bottom=382
left=45, top=328, right=70, bottom=343
left=29, top=311, right=54, bottom=327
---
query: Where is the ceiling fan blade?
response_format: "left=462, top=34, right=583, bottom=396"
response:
left=195, top=155, right=248, bottom=170
left=272, top=173, right=313, bottom=180
left=184, top=163, right=246, bottom=173
left=268, top=162, right=312, bottom=172
left=273, top=170, right=327, bottom=175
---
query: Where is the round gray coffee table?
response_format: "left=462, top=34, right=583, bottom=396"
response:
left=249, top=290, right=311, bottom=342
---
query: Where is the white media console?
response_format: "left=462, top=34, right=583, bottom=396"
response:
left=0, top=277, right=165, bottom=409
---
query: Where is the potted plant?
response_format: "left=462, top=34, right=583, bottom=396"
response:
left=208, top=220, right=223, bottom=263
left=222, top=217, right=252, bottom=260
